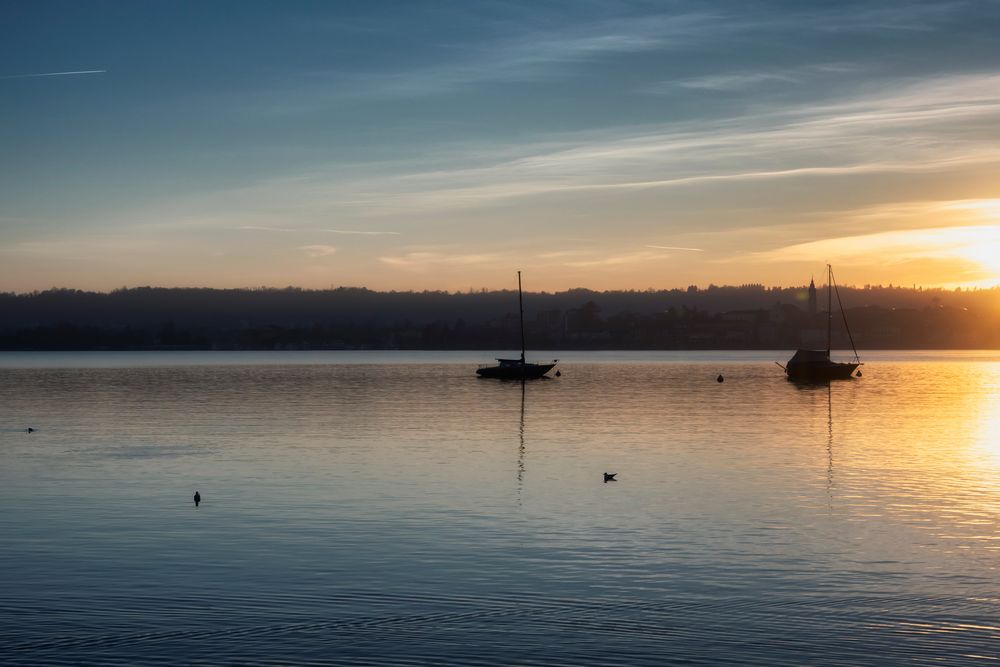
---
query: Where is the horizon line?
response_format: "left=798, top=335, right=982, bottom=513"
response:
left=4, top=282, right=991, bottom=297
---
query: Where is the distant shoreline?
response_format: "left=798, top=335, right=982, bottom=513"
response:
left=1, top=344, right=997, bottom=352
left=4, top=285, right=1000, bottom=350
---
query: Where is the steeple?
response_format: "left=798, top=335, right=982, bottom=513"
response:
left=808, top=276, right=817, bottom=315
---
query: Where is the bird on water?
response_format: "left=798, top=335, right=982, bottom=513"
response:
left=26, top=427, right=34, bottom=433
left=193, top=491, right=201, bottom=507
left=603, top=472, right=617, bottom=483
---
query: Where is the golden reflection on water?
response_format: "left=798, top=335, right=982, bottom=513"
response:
left=828, top=362, right=1000, bottom=560
left=972, top=364, right=1000, bottom=471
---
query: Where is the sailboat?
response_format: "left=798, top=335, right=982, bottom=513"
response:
left=781, top=265, right=862, bottom=381
left=476, top=272, right=558, bottom=380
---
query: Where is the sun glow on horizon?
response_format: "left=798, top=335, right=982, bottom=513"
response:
left=751, top=200, right=1000, bottom=289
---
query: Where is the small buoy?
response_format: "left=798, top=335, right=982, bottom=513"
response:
left=555, top=370, right=561, bottom=377
left=716, top=374, right=724, bottom=383
left=193, top=491, right=201, bottom=507
left=856, top=370, right=862, bottom=377
left=603, top=472, right=617, bottom=483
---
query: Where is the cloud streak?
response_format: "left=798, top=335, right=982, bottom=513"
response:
left=236, top=225, right=296, bottom=232
left=284, top=12, right=726, bottom=103
left=236, top=225, right=399, bottom=235
left=229, top=70, right=1000, bottom=219
left=322, top=229, right=400, bottom=236
left=1, top=69, right=106, bottom=80
left=378, top=250, right=506, bottom=270
left=300, top=244, right=338, bottom=257
left=563, top=249, right=675, bottom=268
left=645, top=245, right=705, bottom=252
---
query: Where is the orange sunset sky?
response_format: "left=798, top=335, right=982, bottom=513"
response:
left=3, top=2, right=1000, bottom=293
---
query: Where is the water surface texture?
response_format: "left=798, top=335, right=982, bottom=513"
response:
left=2, top=352, right=999, bottom=665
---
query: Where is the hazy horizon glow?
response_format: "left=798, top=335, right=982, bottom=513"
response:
left=3, top=1, right=1000, bottom=293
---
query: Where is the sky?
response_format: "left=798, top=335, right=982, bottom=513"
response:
left=2, top=0, right=1000, bottom=293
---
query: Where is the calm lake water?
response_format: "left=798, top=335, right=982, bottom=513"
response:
left=2, top=351, right=999, bottom=665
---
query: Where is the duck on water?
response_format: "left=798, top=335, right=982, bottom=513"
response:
left=476, top=271, right=557, bottom=380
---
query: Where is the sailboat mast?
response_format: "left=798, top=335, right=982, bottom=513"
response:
left=830, top=266, right=862, bottom=363
left=518, top=271, right=526, bottom=362
left=826, top=264, right=832, bottom=354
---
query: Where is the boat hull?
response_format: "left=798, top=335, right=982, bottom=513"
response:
left=786, top=361, right=859, bottom=382
left=476, top=363, right=555, bottom=380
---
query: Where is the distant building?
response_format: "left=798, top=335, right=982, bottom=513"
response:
left=808, top=278, right=817, bottom=315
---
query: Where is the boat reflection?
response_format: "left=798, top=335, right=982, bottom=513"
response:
left=518, top=380, right=526, bottom=503
left=827, top=381, right=834, bottom=510
left=790, top=379, right=836, bottom=509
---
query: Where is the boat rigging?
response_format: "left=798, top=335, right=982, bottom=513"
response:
left=476, top=271, right=558, bottom=380
left=780, top=265, right=862, bottom=382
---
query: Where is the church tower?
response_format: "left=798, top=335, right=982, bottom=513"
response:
left=808, top=277, right=817, bottom=315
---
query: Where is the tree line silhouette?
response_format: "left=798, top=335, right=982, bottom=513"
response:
left=1, top=284, right=998, bottom=350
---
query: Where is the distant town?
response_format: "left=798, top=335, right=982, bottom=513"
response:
left=2, top=282, right=999, bottom=350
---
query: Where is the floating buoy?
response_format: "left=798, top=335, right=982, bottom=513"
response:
left=856, top=370, right=862, bottom=377
left=717, top=374, right=724, bottom=383
left=555, top=370, right=561, bottom=377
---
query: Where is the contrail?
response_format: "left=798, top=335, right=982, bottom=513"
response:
left=645, top=244, right=704, bottom=251
left=1, top=69, right=106, bottom=80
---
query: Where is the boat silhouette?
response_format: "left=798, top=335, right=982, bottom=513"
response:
left=780, top=265, right=862, bottom=382
left=476, top=271, right=557, bottom=380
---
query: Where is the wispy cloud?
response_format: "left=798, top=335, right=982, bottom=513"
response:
left=89, top=72, right=985, bottom=300
left=236, top=225, right=296, bottom=232
left=480, top=74, right=994, bottom=200
left=236, top=225, right=399, bottom=235
left=372, top=13, right=716, bottom=94
left=252, top=11, right=726, bottom=110
left=536, top=250, right=588, bottom=260
left=652, top=63, right=857, bottom=93
left=563, top=249, right=675, bottom=268
left=677, top=72, right=797, bottom=91
left=798, top=198, right=1000, bottom=236
left=300, top=244, right=338, bottom=257
left=139, top=69, right=1000, bottom=252
left=0, top=235, right=157, bottom=257
left=815, top=1, right=968, bottom=32
left=253, top=4, right=969, bottom=111
left=378, top=250, right=505, bottom=270
left=322, top=228, right=400, bottom=236
left=1, top=69, right=106, bottom=80
left=224, top=70, right=1000, bottom=221
left=645, top=245, right=704, bottom=252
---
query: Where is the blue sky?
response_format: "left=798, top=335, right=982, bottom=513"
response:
left=3, top=0, right=1000, bottom=291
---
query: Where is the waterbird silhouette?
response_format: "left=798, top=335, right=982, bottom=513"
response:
left=26, top=427, right=34, bottom=433
left=194, top=491, right=201, bottom=507
left=603, top=472, right=617, bottom=483
left=717, top=374, right=724, bottom=383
